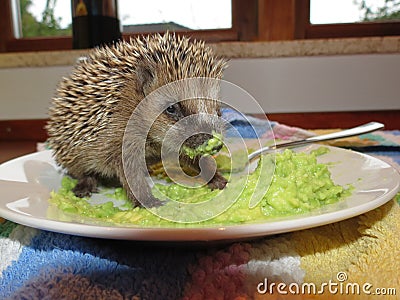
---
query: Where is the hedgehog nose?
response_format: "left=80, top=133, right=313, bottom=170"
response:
left=186, top=133, right=213, bottom=148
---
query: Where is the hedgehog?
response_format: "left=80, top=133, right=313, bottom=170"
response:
left=46, top=32, right=228, bottom=207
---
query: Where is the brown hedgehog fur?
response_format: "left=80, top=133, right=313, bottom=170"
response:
left=46, top=32, right=228, bottom=206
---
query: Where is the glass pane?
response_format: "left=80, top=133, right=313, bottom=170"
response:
left=310, top=0, right=400, bottom=24
left=18, top=0, right=72, bottom=38
left=118, top=0, right=232, bottom=33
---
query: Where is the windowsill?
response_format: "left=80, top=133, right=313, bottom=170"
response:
left=0, top=36, right=399, bottom=69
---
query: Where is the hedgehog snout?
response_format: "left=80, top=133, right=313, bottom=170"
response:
left=185, top=133, right=213, bottom=149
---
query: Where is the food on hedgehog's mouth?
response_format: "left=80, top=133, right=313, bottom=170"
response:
left=182, top=133, right=223, bottom=159
left=48, top=147, right=352, bottom=227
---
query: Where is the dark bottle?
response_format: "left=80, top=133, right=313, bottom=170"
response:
left=72, top=0, right=122, bottom=49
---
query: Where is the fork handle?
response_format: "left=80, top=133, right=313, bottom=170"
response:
left=248, top=122, right=384, bottom=161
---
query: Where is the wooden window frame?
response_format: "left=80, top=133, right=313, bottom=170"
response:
left=255, top=0, right=400, bottom=41
left=1, top=0, right=400, bottom=53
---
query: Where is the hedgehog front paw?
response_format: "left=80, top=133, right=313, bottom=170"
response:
left=72, top=176, right=98, bottom=198
left=143, top=195, right=165, bottom=208
left=207, top=172, right=227, bottom=190
left=127, top=189, right=165, bottom=208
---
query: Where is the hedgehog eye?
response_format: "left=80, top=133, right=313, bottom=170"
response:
left=166, top=105, right=177, bottom=114
left=165, top=104, right=182, bottom=119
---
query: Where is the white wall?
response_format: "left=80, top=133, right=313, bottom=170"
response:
left=223, top=54, right=400, bottom=113
left=0, top=53, right=399, bottom=120
left=0, top=66, right=73, bottom=120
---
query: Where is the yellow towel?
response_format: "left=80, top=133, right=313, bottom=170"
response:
left=254, top=199, right=399, bottom=300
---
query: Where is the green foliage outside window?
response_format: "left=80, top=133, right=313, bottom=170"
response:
left=20, top=0, right=72, bottom=38
left=356, top=0, right=400, bottom=21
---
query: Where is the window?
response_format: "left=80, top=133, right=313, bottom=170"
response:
left=119, top=0, right=232, bottom=33
left=15, top=0, right=72, bottom=38
left=15, top=0, right=232, bottom=38
left=310, top=0, right=400, bottom=24
left=1, top=0, right=399, bottom=53
left=303, top=0, right=400, bottom=39
left=2, top=0, right=243, bottom=52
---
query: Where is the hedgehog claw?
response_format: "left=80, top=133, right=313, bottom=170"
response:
left=126, top=188, right=165, bottom=208
left=207, top=172, right=228, bottom=190
left=73, top=176, right=98, bottom=198
left=143, top=196, right=165, bottom=208
left=133, top=195, right=165, bottom=208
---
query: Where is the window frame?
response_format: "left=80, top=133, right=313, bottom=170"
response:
left=1, top=0, right=400, bottom=53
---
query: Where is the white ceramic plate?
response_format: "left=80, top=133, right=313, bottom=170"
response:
left=0, top=145, right=399, bottom=241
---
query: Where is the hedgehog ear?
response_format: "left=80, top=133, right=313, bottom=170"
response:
left=136, top=64, right=155, bottom=96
